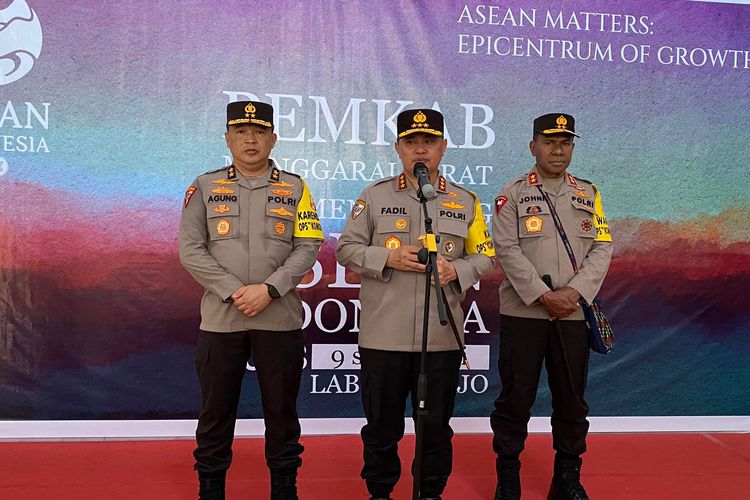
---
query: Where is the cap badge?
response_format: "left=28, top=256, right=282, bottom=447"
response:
left=412, top=111, right=429, bottom=129
left=245, top=103, right=256, bottom=117
left=556, top=115, right=568, bottom=129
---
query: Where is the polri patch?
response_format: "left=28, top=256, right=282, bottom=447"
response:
left=495, top=195, right=507, bottom=214
left=352, top=199, right=366, bottom=220
left=184, top=186, right=197, bottom=208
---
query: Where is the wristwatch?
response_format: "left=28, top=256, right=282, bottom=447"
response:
left=265, top=283, right=281, bottom=299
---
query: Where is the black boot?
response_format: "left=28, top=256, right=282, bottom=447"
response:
left=198, top=470, right=226, bottom=500
left=494, top=457, right=521, bottom=500
left=547, top=457, right=589, bottom=500
left=270, top=467, right=298, bottom=500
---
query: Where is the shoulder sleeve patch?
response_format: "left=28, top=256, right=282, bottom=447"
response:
left=294, top=181, right=324, bottom=239
left=592, top=184, right=612, bottom=243
left=184, top=185, right=197, bottom=208
left=465, top=195, right=495, bottom=257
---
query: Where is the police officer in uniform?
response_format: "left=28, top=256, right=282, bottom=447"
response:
left=180, top=101, right=324, bottom=500
left=336, top=109, right=495, bottom=500
left=490, top=114, right=613, bottom=500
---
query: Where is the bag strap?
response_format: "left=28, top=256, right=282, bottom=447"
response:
left=537, top=185, right=579, bottom=273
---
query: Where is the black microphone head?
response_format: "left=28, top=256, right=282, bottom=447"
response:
left=413, top=162, right=427, bottom=175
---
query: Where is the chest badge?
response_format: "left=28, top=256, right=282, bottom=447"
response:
left=581, top=219, right=593, bottom=232
left=385, top=236, right=401, bottom=249
left=275, top=222, right=287, bottom=235
left=526, top=205, right=542, bottom=215
left=214, top=204, right=231, bottom=214
left=270, top=207, right=294, bottom=217
left=524, top=215, right=543, bottom=233
left=212, top=187, right=235, bottom=194
left=212, top=179, right=237, bottom=185
left=271, top=181, right=294, bottom=187
left=441, top=201, right=464, bottom=210
left=272, top=189, right=294, bottom=196
left=443, top=240, right=456, bottom=255
left=216, top=219, right=231, bottom=236
left=395, top=218, right=408, bottom=230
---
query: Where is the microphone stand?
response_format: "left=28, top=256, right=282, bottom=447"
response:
left=411, top=184, right=448, bottom=500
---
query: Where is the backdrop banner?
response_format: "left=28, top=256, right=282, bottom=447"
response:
left=1, top=0, right=748, bottom=423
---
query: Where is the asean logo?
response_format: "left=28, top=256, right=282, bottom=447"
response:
left=0, top=0, right=43, bottom=86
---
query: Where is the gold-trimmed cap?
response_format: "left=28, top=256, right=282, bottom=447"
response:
left=227, top=101, right=274, bottom=129
left=397, top=109, right=444, bottom=138
left=533, top=113, right=579, bottom=138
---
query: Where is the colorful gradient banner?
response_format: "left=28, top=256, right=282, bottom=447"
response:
left=1, top=0, right=748, bottom=420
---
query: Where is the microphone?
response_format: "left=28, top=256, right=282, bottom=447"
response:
left=413, top=162, right=436, bottom=200
left=542, top=274, right=553, bottom=290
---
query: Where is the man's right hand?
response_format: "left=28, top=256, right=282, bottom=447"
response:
left=539, top=287, right=580, bottom=320
left=385, top=244, right=426, bottom=272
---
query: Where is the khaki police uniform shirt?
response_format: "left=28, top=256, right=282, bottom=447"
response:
left=492, top=168, right=613, bottom=320
left=336, top=173, right=495, bottom=352
left=179, top=162, right=324, bottom=332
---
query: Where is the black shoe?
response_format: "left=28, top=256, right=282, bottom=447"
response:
left=494, top=457, right=521, bottom=500
left=198, top=470, right=226, bottom=500
left=547, top=457, right=589, bottom=500
left=420, top=496, right=441, bottom=500
left=271, top=467, right=298, bottom=500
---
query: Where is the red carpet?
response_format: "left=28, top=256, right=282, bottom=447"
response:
left=1, top=433, right=748, bottom=499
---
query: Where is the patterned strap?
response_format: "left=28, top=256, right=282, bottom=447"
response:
left=537, top=186, right=579, bottom=273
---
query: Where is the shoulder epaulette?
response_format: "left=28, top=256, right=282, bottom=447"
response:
left=447, top=181, right=472, bottom=196
left=202, top=166, right=228, bottom=175
left=279, top=169, right=301, bottom=180
left=371, top=175, right=397, bottom=187
left=573, top=176, right=592, bottom=185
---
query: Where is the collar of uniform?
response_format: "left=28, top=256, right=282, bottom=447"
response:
left=233, top=160, right=277, bottom=190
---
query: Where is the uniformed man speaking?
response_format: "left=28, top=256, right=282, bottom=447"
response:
left=180, top=101, right=323, bottom=500
left=490, top=114, right=613, bottom=500
left=336, top=109, right=495, bottom=500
